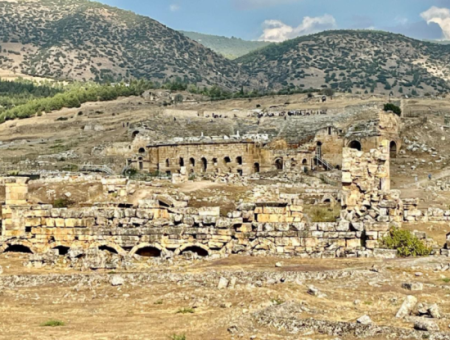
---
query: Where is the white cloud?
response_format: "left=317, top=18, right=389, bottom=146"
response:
left=232, top=0, right=300, bottom=10
left=259, top=15, right=337, bottom=42
left=169, top=4, right=180, bottom=12
left=421, top=6, right=450, bottom=39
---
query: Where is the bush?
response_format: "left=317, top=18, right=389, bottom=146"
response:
left=53, top=198, right=74, bottom=208
left=41, top=320, right=65, bottom=327
left=383, top=103, right=401, bottom=116
left=176, top=308, right=194, bottom=314
left=170, top=335, right=186, bottom=340
left=381, top=227, right=431, bottom=257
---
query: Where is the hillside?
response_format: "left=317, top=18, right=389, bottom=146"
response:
left=0, top=0, right=245, bottom=89
left=180, top=31, right=272, bottom=59
left=237, top=30, right=450, bottom=95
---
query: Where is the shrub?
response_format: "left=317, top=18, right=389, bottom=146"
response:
left=53, top=198, right=74, bottom=208
left=381, top=227, right=431, bottom=257
left=176, top=308, right=194, bottom=314
left=383, top=103, right=401, bottom=116
left=41, top=320, right=65, bottom=327
left=170, top=334, right=186, bottom=340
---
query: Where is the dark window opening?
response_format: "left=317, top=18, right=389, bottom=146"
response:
left=181, top=246, right=209, bottom=257
left=132, top=131, right=140, bottom=138
left=236, top=156, right=243, bottom=165
left=166, top=159, right=170, bottom=167
left=237, top=169, right=243, bottom=176
left=190, top=158, right=195, bottom=167
left=99, top=246, right=118, bottom=254
left=201, top=157, right=208, bottom=172
left=275, top=159, right=283, bottom=170
left=390, top=141, right=397, bottom=159
left=4, top=244, right=32, bottom=254
left=224, top=156, right=231, bottom=164
left=349, top=140, right=362, bottom=151
left=254, top=163, right=260, bottom=173
left=138, top=148, right=145, bottom=154
left=25, top=227, right=32, bottom=233
left=136, top=247, right=162, bottom=257
left=179, top=157, right=185, bottom=166
left=53, top=246, right=70, bottom=256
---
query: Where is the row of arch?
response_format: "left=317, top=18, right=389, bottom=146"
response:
left=316, top=140, right=398, bottom=158
left=0, top=241, right=211, bottom=258
left=274, top=158, right=309, bottom=171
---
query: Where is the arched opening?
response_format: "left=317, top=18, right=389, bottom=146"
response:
left=165, top=159, right=170, bottom=167
left=201, top=157, right=208, bottom=172
left=138, top=147, right=145, bottom=154
left=52, top=246, right=70, bottom=256
left=190, top=158, right=195, bottom=167
left=390, top=141, right=397, bottom=159
left=236, top=156, right=243, bottom=165
left=139, top=162, right=143, bottom=170
left=275, top=158, right=283, bottom=171
left=4, top=244, right=33, bottom=254
left=132, top=131, right=140, bottom=139
left=348, top=140, right=362, bottom=151
left=224, top=156, right=231, bottom=164
left=99, top=245, right=118, bottom=254
left=254, top=163, right=260, bottom=173
left=212, top=158, right=218, bottom=166
left=237, top=169, right=243, bottom=176
left=302, top=159, right=308, bottom=165
left=316, top=141, right=323, bottom=158
left=180, top=246, right=209, bottom=257
left=136, top=246, right=162, bottom=257
left=179, top=157, right=185, bottom=167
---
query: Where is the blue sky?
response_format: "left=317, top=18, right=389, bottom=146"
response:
left=98, top=0, right=450, bottom=41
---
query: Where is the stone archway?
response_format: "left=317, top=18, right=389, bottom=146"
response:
left=275, top=158, right=283, bottom=171
left=254, top=163, right=260, bottom=173
left=390, top=141, right=397, bottom=159
left=348, top=140, right=362, bottom=151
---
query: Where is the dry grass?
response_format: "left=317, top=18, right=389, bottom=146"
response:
left=304, top=204, right=341, bottom=223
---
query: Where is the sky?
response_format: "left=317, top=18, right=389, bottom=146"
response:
left=98, top=0, right=450, bottom=42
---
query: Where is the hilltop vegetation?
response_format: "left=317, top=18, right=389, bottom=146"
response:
left=180, top=31, right=271, bottom=59
left=0, top=0, right=244, bottom=89
left=0, top=1, right=450, bottom=96
left=237, top=30, right=450, bottom=96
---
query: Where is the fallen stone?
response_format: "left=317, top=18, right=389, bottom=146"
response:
left=402, top=282, right=423, bottom=291
left=414, top=319, right=439, bottom=332
left=110, top=275, right=124, bottom=286
left=218, top=277, right=229, bottom=290
left=396, top=295, right=418, bottom=318
left=357, top=315, right=372, bottom=325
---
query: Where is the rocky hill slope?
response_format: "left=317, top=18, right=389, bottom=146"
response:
left=0, top=0, right=244, bottom=89
left=180, top=31, right=271, bottom=59
left=237, top=30, right=450, bottom=95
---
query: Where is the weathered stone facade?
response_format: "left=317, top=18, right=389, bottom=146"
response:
left=129, top=137, right=315, bottom=176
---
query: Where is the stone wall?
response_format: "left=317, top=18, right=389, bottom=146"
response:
left=0, top=179, right=364, bottom=258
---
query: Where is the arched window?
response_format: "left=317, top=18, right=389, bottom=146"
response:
left=254, top=163, right=260, bottom=173
left=132, top=131, right=140, bottom=138
left=180, top=246, right=209, bottom=257
left=201, top=157, right=208, bottom=172
left=275, top=158, right=283, bottom=170
left=236, top=156, right=243, bottom=165
left=138, top=157, right=143, bottom=170
left=4, top=244, right=32, bottom=253
left=136, top=246, right=161, bottom=257
left=224, top=156, right=231, bottom=164
left=316, top=141, right=323, bottom=158
left=166, top=159, right=170, bottom=167
left=138, top=147, right=145, bottom=154
left=212, top=158, right=218, bottom=165
left=390, top=141, right=397, bottom=159
left=190, top=158, right=195, bottom=167
left=348, top=140, right=362, bottom=151
left=179, top=157, right=185, bottom=166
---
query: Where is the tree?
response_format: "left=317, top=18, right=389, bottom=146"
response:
left=174, top=94, right=184, bottom=104
left=323, top=88, right=335, bottom=98
left=383, top=103, right=401, bottom=116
